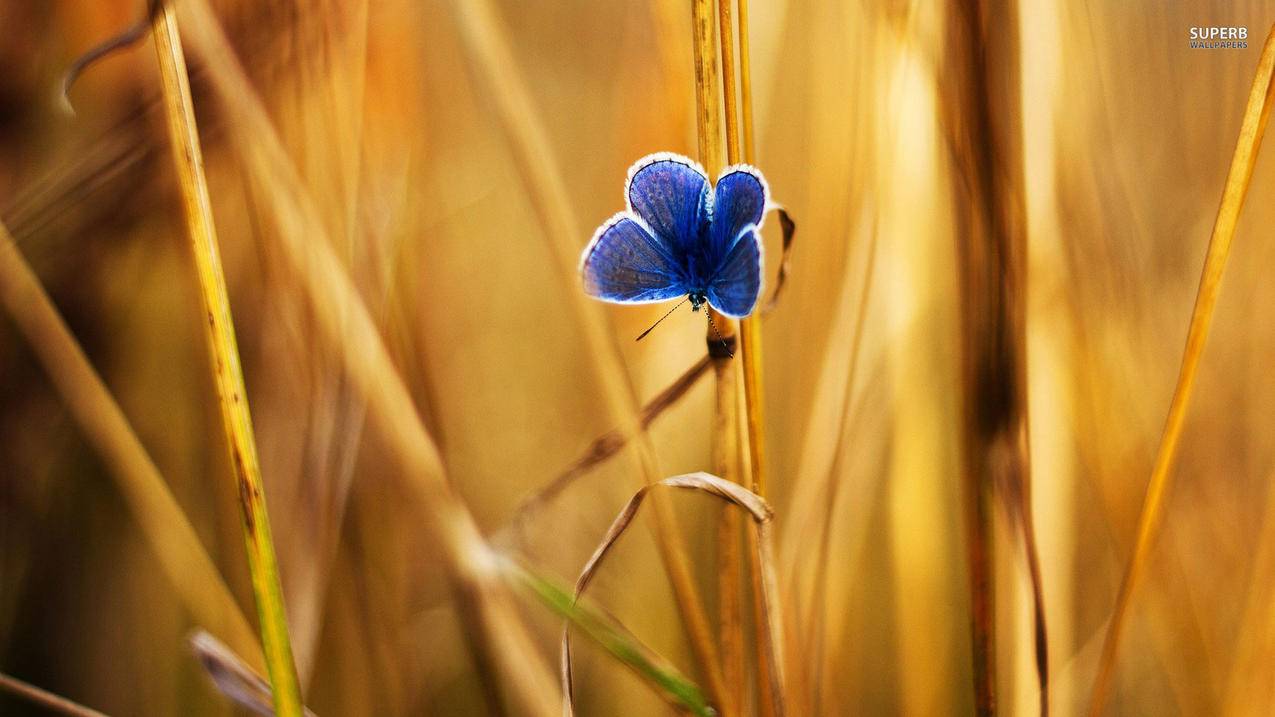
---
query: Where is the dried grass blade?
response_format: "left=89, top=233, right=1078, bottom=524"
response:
left=189, top=631, right=319, bottom=717
left=0, top=672, right=110, bottom=717
left=561, top=472, right=780, bottom=717
left=1087, top=23, right=1275, bottom=717
left=150, top=6, right=302, bottom=714
left=0, top=219, right=261, bottom=668
left=504, top=563, right=714, bottom=717
left=760, top=208, right=796, bottom=315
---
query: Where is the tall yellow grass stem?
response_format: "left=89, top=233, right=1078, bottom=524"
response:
left=737, top=0, right=756, bottom=163
left=1087, top=23, right=1275, bottom=717
left=688, top=2, right=743, bottom=716
left=0, top=220, right=261, bottom=669
left=150, top=6, right=302, bottom=715
left=732, top=0, right=767, bottom=498
left=715, top=1, right=784, bottom=713
left=177, top=3, right=562, bottom=712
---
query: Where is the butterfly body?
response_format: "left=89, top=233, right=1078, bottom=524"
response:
left=580, top=152, right=769, bottom=319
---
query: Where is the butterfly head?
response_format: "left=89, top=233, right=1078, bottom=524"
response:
left=688, top=292, right=708, bottom=312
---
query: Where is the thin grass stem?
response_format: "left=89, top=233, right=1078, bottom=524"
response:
left=1087, top=23, right=1275, bottom=717
left=0, top=673, right=109, bottom=717
left=150, top=5, right=301, bottom=713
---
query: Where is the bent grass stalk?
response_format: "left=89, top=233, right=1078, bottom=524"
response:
left=150, top=6, right=302, bottom=714
left=1087, top=23, right=1275, bottom=717
left=557, top=472, right=777, bottom=717
left=0, top=219, right=261, bottom=668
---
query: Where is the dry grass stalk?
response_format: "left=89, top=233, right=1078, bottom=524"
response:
left=561, top=472, right=780, bottom=717
left=173, top=2, right=561, bottom=714
left=505, top=355, right=713, bottom=541
left=1087, top=23, right=1275, bottom=717
left=150, top=6, right=302, bottom=713
left=802, top=221, right=879, bottom=713
left=941, top=0, right=1042, bottom=713
left=443, top=0, right=728, bottom=704
left=0, top=218, right=261, bottom=666
left=0, top=672, right=109, bottom=717
left=715, top=1, right=786, bottom=713
left=189, top=631, right=319, bottom=717
left=688, top=1, right=746, bottom=715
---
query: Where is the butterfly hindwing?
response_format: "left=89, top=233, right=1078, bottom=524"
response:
left=706, top=225, right=763, bottom=318
left=580, top=213, right=688, bottom=304
left=709, top=166, right=768, bottom=261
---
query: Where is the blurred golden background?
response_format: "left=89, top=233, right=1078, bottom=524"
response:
left=2, top=0, right=1275, bottom=715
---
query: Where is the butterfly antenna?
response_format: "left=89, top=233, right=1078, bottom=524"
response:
left=635, top=297, right=690, bottom=342
left=705, top=310, right=734, bottom=358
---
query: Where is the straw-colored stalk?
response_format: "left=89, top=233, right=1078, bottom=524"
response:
left=0, top=673, right=109, bottom=717
left=505, top=355, right=713, bottom=542
left=725, top=0, right=785, bottom=713
left=688, top=2, right=748, bottom=716
left=941, top=0, right=1039, bottom=713
left=177, top=3, right=561, bottom=713
left=150, top=6, right=302, bottom=714
left=1087, top=23, right=1275, bottom=717
left=442, top=0, right=728, bottom=707
left=0, top=217, right=261, bottom=668
left=708, top=0, right=788, bottom=713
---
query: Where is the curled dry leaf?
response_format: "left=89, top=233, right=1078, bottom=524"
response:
left=762, top=207, right=796, bottom=315
left=561, top=472, right=786, bottom=717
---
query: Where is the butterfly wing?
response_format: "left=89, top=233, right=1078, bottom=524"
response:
left=580, top=213, right=688, bottom=303
left=626, top=153, right=711, bottom=256
left=705, top=166, right=768, bottom=318
left=707, top=225, right=763, bottom=318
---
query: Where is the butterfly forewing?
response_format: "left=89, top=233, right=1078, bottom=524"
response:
left=627, top=154, right=711, bottom=256
left=580, top=213, right=688, bottom=303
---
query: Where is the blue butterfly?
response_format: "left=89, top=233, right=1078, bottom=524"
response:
left=580, top=152, right=769, bottom=323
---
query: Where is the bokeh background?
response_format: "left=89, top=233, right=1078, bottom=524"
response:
left=2, top=0, right=1275, bottom=714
